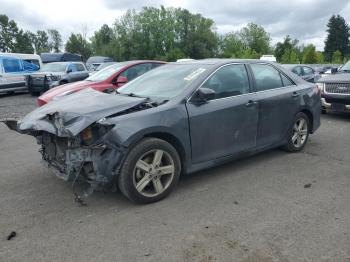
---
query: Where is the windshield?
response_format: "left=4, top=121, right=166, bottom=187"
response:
left=96, top=62, right=117, bottom=71
left=118, top=64, right=210, bottom=99
left=340, top=60, right=350, bottom=71
left=87, top=62, right=128, bottom=82
left=40, top=63, right=67, bottom=72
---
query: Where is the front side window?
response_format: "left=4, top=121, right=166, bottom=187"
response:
left=76, top=64, right=86, bottom=71
left=303, top=66, right=314, bottom=75
left=250, top=64, right=284, bottom=91
left=292, top=66, right=302, bottom=76
left=68, top=64, right=78, bottom=72
left=120, top=63, right=154, bottom=81
left=201, top=64, right=250, bottom=99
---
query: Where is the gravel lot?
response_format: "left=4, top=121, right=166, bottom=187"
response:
left=0, top=93, right=349, bottom=262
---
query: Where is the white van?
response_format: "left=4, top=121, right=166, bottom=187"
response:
left=260, top=55, right=277, bottom=62
left=0, top=53, right=43, bottom=69
left=0, top=55, right=40, bottom=94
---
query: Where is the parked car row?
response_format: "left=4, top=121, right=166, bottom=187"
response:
left=3, top=59, right=322, bottom=204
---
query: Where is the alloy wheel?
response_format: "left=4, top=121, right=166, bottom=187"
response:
left=292, top=118, right=308, bottom=148
left=133, top=149, right=175, bottom=197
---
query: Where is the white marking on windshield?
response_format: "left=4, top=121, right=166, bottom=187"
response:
left=184, top=68, right=206, bottom=81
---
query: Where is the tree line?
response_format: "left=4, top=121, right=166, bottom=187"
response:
left=1, top=8, right=349, bottom=64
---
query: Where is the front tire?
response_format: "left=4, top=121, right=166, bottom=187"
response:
left=118, top=138, right=181, bottom=204
left=283, top=112, right=310, bottom=152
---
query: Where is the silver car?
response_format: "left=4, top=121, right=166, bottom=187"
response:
left=27, top=62, right=89, bottom=96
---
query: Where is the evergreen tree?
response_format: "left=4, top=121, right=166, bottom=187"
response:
left=324, top=15, right=350, bottom=61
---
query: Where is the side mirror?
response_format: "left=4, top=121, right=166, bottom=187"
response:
left=113, top=76, right=128, bottom=86
left=103, top=87, right=115, bottom=94
left=331, top=67, right=338, bottom=74
left=191, top=88, right=215, bottom=104
left=66, top=68, right=72, bottom=73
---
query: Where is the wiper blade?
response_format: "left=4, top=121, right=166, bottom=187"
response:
left=118, top=92, right=150, bottom=99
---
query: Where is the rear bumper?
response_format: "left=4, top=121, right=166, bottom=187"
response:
left=321, top=93, right=350, bottom=113
left=27, top=76, right=60, bottom=92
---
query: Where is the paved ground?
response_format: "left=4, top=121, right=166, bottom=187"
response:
left=0, top=93, right=349, bottom=262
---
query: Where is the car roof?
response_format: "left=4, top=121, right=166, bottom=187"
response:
left=171, top=58, right=277, bottom=66
left=44, top=61, right=82, bottom=65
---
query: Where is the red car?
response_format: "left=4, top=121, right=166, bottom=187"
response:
left=37, top=60, right=166, bottom=106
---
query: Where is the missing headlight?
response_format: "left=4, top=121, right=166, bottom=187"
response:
left=80, top=124, right=114, bottom=146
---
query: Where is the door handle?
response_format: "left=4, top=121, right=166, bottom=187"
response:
left=292, top=92, right=299, bottom=98
left=246, top=100, right=257, bottom=107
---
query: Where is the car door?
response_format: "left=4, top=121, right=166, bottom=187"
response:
left=186, top=63, right=258, bottom=163
left=249, top=63, right=300, bottom=148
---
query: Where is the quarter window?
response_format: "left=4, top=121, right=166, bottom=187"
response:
left=201, top=64, right=250, bottom=99
left=280, top=74, right=294, bottom=86
left=250, top=64, right=283, bottom=91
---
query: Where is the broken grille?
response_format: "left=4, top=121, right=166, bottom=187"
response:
left=325, top=83, right=350, bottom=94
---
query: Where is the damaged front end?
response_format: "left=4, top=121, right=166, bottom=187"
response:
left=1, top=88, right=153, bottom=193
left=38, top=123, right=122, bottom=186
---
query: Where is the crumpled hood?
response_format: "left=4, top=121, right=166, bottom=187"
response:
left=7, top=88, right=147, bottom=137
left=319, top=72, right=350, bottom=83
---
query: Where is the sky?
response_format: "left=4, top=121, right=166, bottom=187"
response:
left=1, top=0, right=350, bottom=51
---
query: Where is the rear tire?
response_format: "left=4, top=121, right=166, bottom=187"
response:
left=118, top=138, right=181, bottom=204
left=283, top=112, right=310, bottom=152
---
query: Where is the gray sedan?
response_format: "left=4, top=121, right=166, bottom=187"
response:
left=4, top=59, right=321, bottom=204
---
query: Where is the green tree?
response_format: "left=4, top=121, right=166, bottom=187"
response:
left=274, top=35, right=299, bottom=62
left=14, top=30, right=34, bottom=53
left=65, top=33, right=92, bottom=60
left=324, top=15, right=350, bottom=61
left=91, top=24, right=115, bottom=58
left=0, top=14, right=19, bottom=52
left=219, top=32, right=244, bottom=58
left=280, top=48, right=299, bottom=64
left=331, top=50, right=343, bottom=64
left=33, top=30, right=50, bottom=53
left=302, top=44, right=318, bottom=64
left=48, top=29, right=62, bottom=53
left=239, top=23, right=270, bottom=55
left=109, top=6, right=219, bottom=61
left=316, top=52, right=324, bottom=64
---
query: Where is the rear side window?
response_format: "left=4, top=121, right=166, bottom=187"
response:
left=250, top=64, right=283, bottom=91
left=201, top=64, right=250, bottom=99
left=3, top=58, right=22, bottom=73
